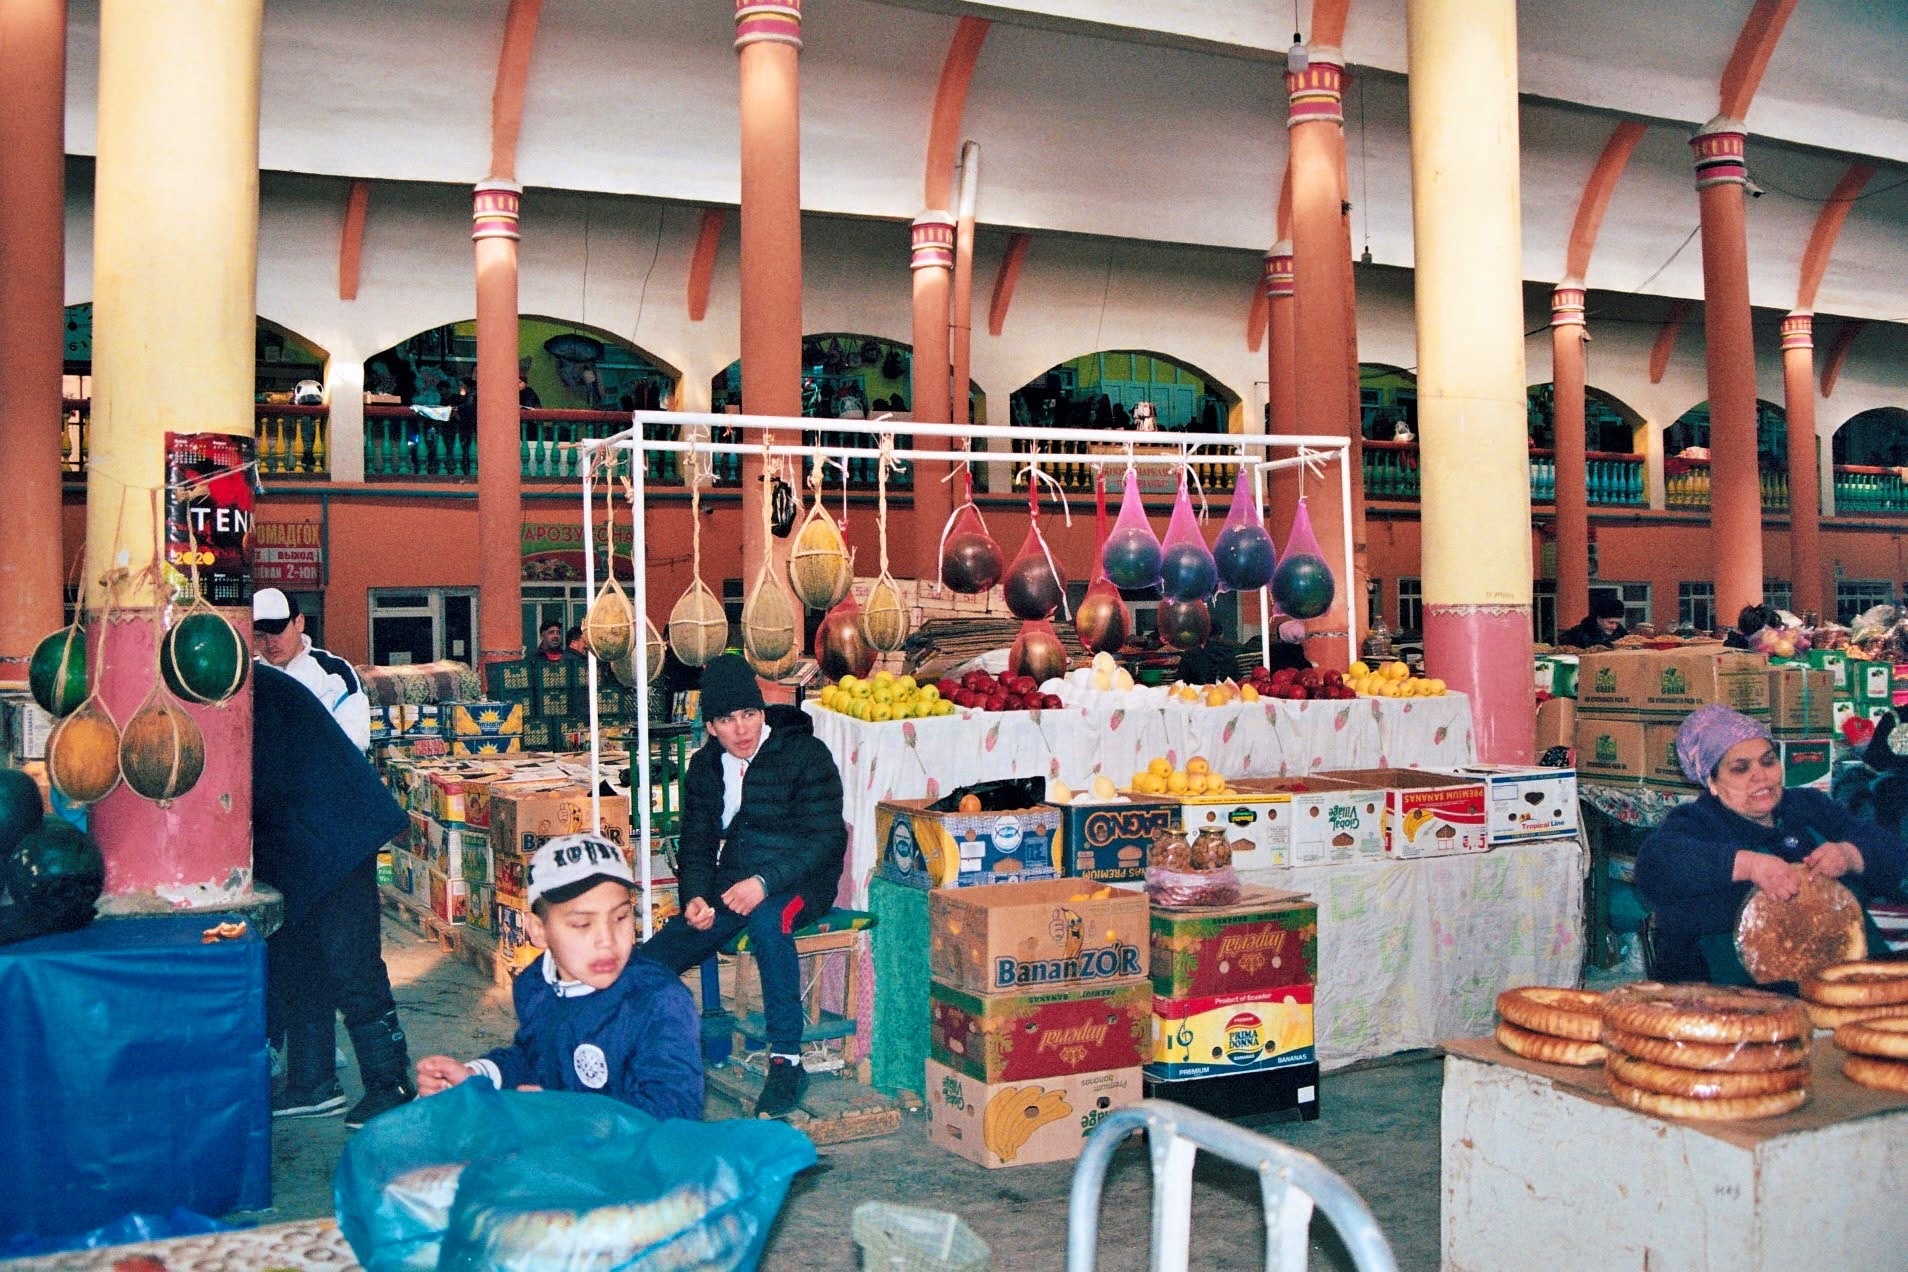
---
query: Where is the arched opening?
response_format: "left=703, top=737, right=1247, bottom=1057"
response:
left=361, top=317, right=680, bottom=480
left=1831, top=407, right=1908, bottom=467
left=1663, top=400, right=1787, bottom=467
left=1011, top=350, right=1237, bottom=434
left=1525, top=384, right=1644, bottom=453
left=1360, top=364, right=1417, bottom=441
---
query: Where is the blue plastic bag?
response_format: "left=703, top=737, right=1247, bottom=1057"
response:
left=336, top=1082, right=815, bottom=1272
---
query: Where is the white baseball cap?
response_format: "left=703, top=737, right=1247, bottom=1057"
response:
left=526, top=832, right=634, bottom=908
left=253, top=588, right=298, bottom=634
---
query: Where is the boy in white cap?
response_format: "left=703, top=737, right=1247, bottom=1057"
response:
left=413, top=833, right=703, bottom=1120
left=252, top=588, right=372, bottom=751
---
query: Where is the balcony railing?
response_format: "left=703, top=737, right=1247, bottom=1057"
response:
left=62, top=400, right=332, bottom=478
left=1364, top=441, right=1647, bottom=508
left=1833, top=465, right=1908, bottom=515
left=1007, top=437, right=1237, bottom=495
left=1662, top=459, right=1791, bottom=511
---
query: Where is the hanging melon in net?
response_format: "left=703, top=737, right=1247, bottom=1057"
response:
left=1271, top=496, right=1336, bottom=619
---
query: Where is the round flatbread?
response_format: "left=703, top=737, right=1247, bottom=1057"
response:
left=1606, top=1052, right=1809, bottom=1100
left=1841, top=1053, right=1908, bottom=1094
left=1803, top=999, right=1908, bottom=1031
left=1496, top=986, right=1604, bottom=1042
left=1600, top=982, right=1809, bottom=1045
left=1800, top=961, right=1908, bottom=1008
left=1834, top=1016, right=1908, bottom=1061
left=1735, top=872, right=1867, bottom=985
left=1494, top=1021, right=1608, bottom=1067
left=1605, top=1071, right=1808, bottom=1122
left=1603, top=1028, right=1808, bottom=1074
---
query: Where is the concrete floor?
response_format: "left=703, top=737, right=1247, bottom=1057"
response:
left=263, top=918, right=1446, bottom=1271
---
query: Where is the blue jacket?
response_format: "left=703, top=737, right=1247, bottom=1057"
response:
left=1637, top=787, right=1908, bottom=979
left=473, top=951, right=704, bottom=1121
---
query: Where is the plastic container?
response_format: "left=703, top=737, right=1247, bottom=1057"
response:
left=852, top=1202, right=991, bottom=1272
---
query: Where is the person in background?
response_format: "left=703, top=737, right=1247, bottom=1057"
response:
left=518, top=374, right=542, bottom=409
left=1723, top=603, right=1782, bottom=650
left=536, top=620, right=582, bottom=665
left=567, top=626, right=588, bottom=658
left=1176, top=627, right=1240, bottom=686
left=254, top=588, right=371, bottom=752
left=1557, top=593, right=1627, bottom=649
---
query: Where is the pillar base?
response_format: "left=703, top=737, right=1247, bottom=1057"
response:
left=97, top=881, right=282, bottom=936
left=1424, top=603, right=1535, bottom=764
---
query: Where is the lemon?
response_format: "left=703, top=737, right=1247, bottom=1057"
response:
left=1348, top=660, right=1371, bottom=679
left=1167, top=771, right=1190, bottom=794
left=897, top=674, right=917, bottom=693
left=1240, top=683, right=1260, bottom=702
left=892, top=701, right=914, bottom=719
left=1139, top=773, right=1168, bottom=795
left=1384, top=661, right=1410, bottom=681
left=873, top=670, right=895, bottom=685
left=1148, top=757, right=1172, bottom=777
left=918, top=684, right=940, bottom=702
left=870, top=702, right=894, bottom=722
left=851, top=680, right=872, bottom=698
left=1187, top=756, right=1211, bottom=776
left=871, top=684, right=894, bottom=704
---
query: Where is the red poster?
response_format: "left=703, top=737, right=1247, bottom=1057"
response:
left=165, top=431, right=258, bottom=605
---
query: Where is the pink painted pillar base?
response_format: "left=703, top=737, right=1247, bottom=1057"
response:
left=88, top=608, right=254, bottom=912
left=1424, top=604, right=1535, bottom=764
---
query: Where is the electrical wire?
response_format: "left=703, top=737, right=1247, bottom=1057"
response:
left=1750, top=172, right=1908, bottom=204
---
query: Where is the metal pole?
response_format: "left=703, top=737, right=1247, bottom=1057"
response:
left=631, top=441, right=654, bottom=940
left=583, top=454, right=600, bottom=833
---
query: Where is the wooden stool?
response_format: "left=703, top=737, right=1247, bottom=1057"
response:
left=724, top=908, right=876, bottom=1084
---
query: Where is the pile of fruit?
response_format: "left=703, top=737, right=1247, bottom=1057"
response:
left=1127, top=756, right=1237, bottom=797
left=1084, top=651, right=1137, bottom=693
left=1341, top=660, right=1447, bottom=698
left=933, top=669, right=1065, bottom=713
left=816, top=672, right=955, bottom=722
left=1239, top=664, right=1357, bottom=701
left=1047, top=774, right=1125, bottom=804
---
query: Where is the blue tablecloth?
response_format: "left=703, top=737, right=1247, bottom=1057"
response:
left=0, top=914, right=271, bottom=1244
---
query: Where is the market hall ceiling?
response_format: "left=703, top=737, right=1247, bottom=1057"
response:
left=56, top=0, right=1908, bottom=326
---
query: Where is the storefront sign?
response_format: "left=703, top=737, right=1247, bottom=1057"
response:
left=165, top=432, right=257, bottom=604
left=521, top=520, right=633, bottom=581
left=253, top=521, right=324, bottom=588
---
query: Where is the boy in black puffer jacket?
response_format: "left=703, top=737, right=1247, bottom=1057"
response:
left=638, top=655, right=847, bottom=1117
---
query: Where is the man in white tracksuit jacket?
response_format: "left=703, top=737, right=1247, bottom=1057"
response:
left=252, top=588, right=372, bottom=752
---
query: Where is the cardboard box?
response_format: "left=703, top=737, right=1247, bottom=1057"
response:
left=929, top=980, right=1151, bottom=1083
left=1576, top=649, right=1770, bottom=717
left=1048, top=798, right=1175, bottom=882
left=1315, top=768, right=1489, bottom=858
left=4, top=694, right=55, bottom=760
left=494, top=850, right=528, bottom=900
left=878, top=798, right=1062, bottom=890
left=494, top=897, right=536, bottom=970
left=465, top=883, right=495, bottom=933
left=447, top=701, right=527, bottom=738
left=488, top=781, right=631, bottom=859
left=1144, top=1061, right=1319, bottom=1120
left=929, top=877, right=1149, bottom=995
left=1230, top=776, right=1387, bottom=868
left=1150, top=890, right=1316, bottom=1000
left=1834, top=698, right=1888, bottom=736
left=1440, top=765, right=1580, bottom=843
left=1776, top=737, right=1834, bottom=791
left=1535, top=696, right=1577, bottom=755
left=1533, top=655, right=1579, bottom=699
left=1175, top=790, right=1291, bottom=872
left=1576, top=715, right=1649, bottom=782
left=449, top=735, right=524, bottom=757
left=1848, top=659, right=1893, bottom=706
left=375, top=849, right=394, bottom=889
left=460, top=834, right=492, bottom=885
left=1642, top=722, right=1694, bottom=789
left=925, top=1059, right=1144, bottom=1169
left=1768, top=669, right=1835, bottom=736
left=428, top=868, right=468, bottom=924
left=1148, top=986, right=1315, bottom=1080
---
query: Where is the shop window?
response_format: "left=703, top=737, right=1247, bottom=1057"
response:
left=1678, top=582, right=1716, bottom=633
left=369, top=588, right=477, bottom=666
left=1836, top=580, right=1895, bottom=624
left=1763, top=580, right=1793, bottom=616
left=1396, top=577, right=1423, bottom=635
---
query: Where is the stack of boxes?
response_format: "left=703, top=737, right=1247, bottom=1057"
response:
left=486, top=777, right=636, bottom=971
left=1574, top=648, right=1771, bottom=791
left=486, top=657, right=634, bottom=753
left=924, top=879, right=1150, bottom=1167
left=876, top=797, right=1064, bottom=889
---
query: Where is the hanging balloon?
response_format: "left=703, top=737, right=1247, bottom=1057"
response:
left=1212, top=467, right=1278, bottom=592
left=1101, top=467, right=1162, bottom=591
left=814, top=596, right=875, bottom=682
left=1008, top=619, right=1070, bottom=685
left=120, top=694, right=206, bottom=804
left=940, top=473, right=1003, bottom=594
left=45, top=702, right=122, bottom=805
left=1158, top=473, right=1218, bottom=601
left=1073, top=471, right=1129, bottom=656
left=29, top=626, right=88, bottom=718
left=1271, top=496, right=1337, bottom=619
left=159, top=610, right=249, bottom=706
left=1157, top=598, right=1213, bottom=651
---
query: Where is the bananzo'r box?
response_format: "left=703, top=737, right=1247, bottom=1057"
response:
left=878, top=799, right=1062, bottom=890
left=929, top=877, right=1149, bottom=995
left=1147, top=986, right=1315, bottom=1081
left=488, top=780, right=630, bottom=860
left=1046, top=798, right=1175, bottom=882
left=1150, top=889, right=1316, bottom=1000
left=926, top=1058, right=1143, bottom=1169
left=929, top=979, right=1150, bottom=1083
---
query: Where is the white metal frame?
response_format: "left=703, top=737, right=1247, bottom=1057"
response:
left=579, top=411, right=1352, bottom=936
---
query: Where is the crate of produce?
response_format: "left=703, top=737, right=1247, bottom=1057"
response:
left=486, top=659, right=533, bottom=698
left=1150, top=888, right=1316, bottom=1000
left=1314, top=769, right=1488, bottom=858
left=1045, top=797, right=1174, bottom=882
left=488, top=780, right=631, bottom=859
left=929, top=877, right=1147, bottom=995
left=1575, top=715, right=1648, bottom=783
left=1229, top=776, right=1387, bottom=867
left=446, top=700, right=527, bottom=738
left=1143, top=1061, right=1319, bottom=1121
left=1437, top=765, right=1579, bottom=843
left=925, top=1059, right=1143, bottom=1169
left=929, top=979, right=1150, bottom=1083
left=1576, top=649, right=1770, bottom=717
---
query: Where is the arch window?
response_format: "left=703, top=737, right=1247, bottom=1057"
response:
left=1008, top=351, right=1240, bottom=492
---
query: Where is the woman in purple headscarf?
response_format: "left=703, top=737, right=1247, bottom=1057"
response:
left=1636, top=704, right=1908, bottom=983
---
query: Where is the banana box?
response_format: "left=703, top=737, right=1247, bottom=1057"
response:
left=462, top=761, right=571, bottom=828
left=1231, top=776, right=1386, bottom=867
left=488, top=781, right=631, bottom=860
left=459, top=833, right=493, bottom=885
left=494, top=897, right=538, bottom=973
left=1147, top=986, right=1315, bottom=1081
left=930, top=877, right=1150, bottom=996
left=929, top=979, right=1151, bottom=1083
left=465, top=883, right=495, bottom=933
left=447, top=700, right=526, bottom=738
left=926, top=1058, right=1144, bottom=1169
left=1150, top=889, right=1317, bottom=1000
left=1434, top=765, right=1579, bottom=843
left=1046, top=798, right=1175, bottom=881
left=1316, top=768, right=1489, bottom=859
left=428, top=868, right=468, bottom=926
left=877, top=798, right=1062, bottom=891
left=375, top=849, right=394, bottom=889
left=448, top=735, right=524, bottom=757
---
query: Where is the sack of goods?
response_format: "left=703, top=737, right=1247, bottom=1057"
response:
left=1803, top=961, right=1908, bottom=1092
left=1493, top=986, right=1608, bottom=1067
left=1596, top=982, right=1812, bottom=1121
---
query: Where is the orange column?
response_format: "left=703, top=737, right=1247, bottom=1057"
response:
left=1781, top=312, right=1823, bottom=617
left=473, top=182, right=524, bottom=666
left=735, top=0, right=804, bottom=595
left=1263, top=245, right=1299, bottom=578
left=1550, top=283, right=1591, bottom=627
left=950, top=144, right=979, bottom=428
left=1287, top=51, right=1362, bottom=664
left=1691, top=119, right=1764, bottom=621
left=910, top=213, right=956, bottom=577
left=0, top=0, right=67, bottom=677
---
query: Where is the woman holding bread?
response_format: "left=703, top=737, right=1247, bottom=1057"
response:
left=1637, top=704, right=1908, bottom=983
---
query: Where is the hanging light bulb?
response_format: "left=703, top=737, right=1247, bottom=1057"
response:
left=1289, top=34, right=1309, bottom=73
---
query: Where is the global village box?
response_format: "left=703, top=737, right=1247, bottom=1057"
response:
left=1147, top=985, right=1315, bottom=1081
left=1315, top=768, right=1489, bottom=858
left=929, top=877, right=1149, bottom=996
left=1437, top=764, right=1579, bottom=843
left=929, top=979, right=1151, bottom=1083
left=1149, top=887, right=1316, bottom=1001
left=1230, top=775, right=1388, bottom=867
left=877, top=797, right=1062, bottom=890
left=925, top=1058, right=1144, bottom=1169
left=1045, top=797, right=1176, bottom=882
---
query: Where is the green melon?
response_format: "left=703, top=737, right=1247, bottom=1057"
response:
left=161, top=611, right=249, bottom=705
left=5, top=819, right=105, bottom=929
left=0, top=769, right=45, bottom=862
left=28, top=627, right=88, bottom=718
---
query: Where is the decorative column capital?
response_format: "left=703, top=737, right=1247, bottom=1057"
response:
left=1550, top=283, right=1586, bottom=328
left=910, top=212, right=957, bottom=271
left=735, top=0, right=802, bottom=51
left=1691, top=117, right=1748, bottom=189
left=471, top=180, right=522, bottom=241
left=1781, top=311, right=1814, bottom=350
left=1264, top=245, right=1295, bottom=299
left=1287, top=49, right=1345, bottom=127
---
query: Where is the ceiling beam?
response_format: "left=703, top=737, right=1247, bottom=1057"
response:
left=1718, top=0, right=1798, bottom=120
left=986, top=231, right=1030, bottom=336
left=1648, top=299, right=1693, bottom=385
left=488, top=0, right=546, bottom=181
left=1795, top=163, right=1878, bottom=313
left=337, top=178, right=369, bottom=301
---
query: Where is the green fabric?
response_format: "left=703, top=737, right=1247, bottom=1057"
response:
left=869, top=878, right=931, bottom=1098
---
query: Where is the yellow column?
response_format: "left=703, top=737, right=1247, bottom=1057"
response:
left=1406, top=0, right=1535, bottom=762
left=86, top=0, right=262, bottom=904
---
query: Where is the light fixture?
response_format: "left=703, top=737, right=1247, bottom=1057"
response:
left=1360, top=246, right=1373, bottom=265
left=1289, top=0, right=1308, bottom=72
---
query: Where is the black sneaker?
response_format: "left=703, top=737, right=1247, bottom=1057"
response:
left=273, top=1080, right=346, bottom=1119
left=755, top=1055, right=808, bottom=1119
left=344, top=1082, right=416, bottom=1130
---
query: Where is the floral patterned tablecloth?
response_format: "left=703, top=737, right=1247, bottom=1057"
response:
left=810, top=694, right=1478, bottom=906
left=1242, top=836, right=1587, bottom=1069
